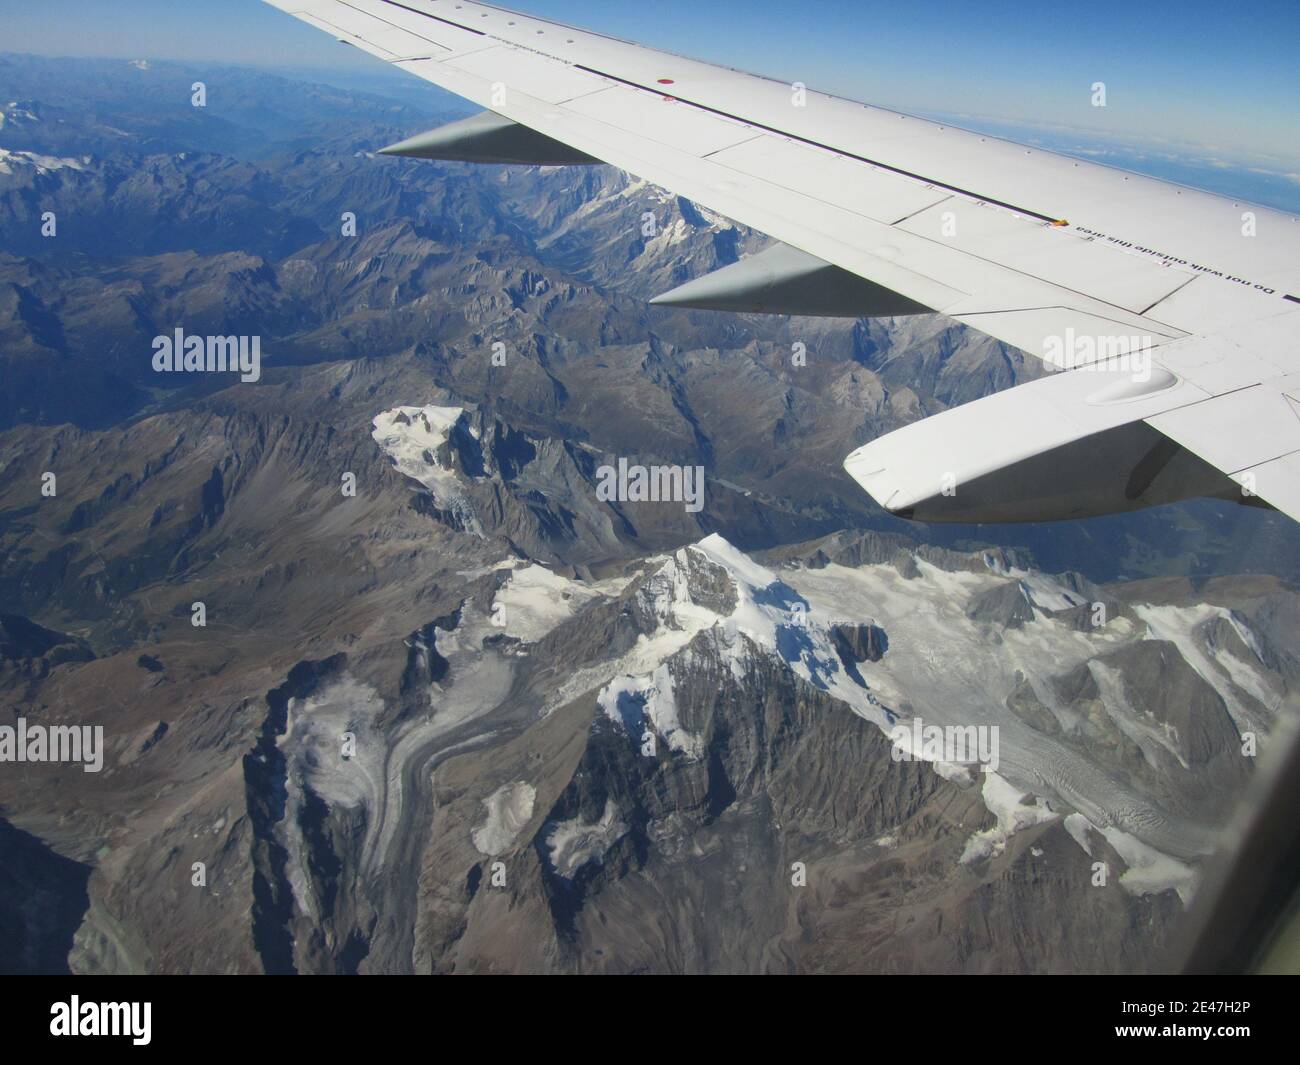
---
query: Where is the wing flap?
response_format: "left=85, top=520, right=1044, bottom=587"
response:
left=1147, top=387, right=1300, bottom=475
left=844, top=362, right=1222, bottom=522
left=896, top=199, right=1196, bottom=315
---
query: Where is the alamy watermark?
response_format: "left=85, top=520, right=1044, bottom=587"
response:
left=0, top=717, right=104, bottom=773
left=50, top=997, right=151, bottom=1045
left=1042, top=328, right=1152, bottom=381
left=152, top=328, right=261, bottom=382
left=596, top=458, right=705, bottom=513
left=890, top=716, right=1000, bottom=773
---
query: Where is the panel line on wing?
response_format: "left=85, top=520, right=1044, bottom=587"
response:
left=1137, top=275, right=1199, bottom=317
left=891, top=195, right=953, bottom=226
left=701, top=135, right=765, bottom=159
left=377, top=0, right=487, bottom=35
left=300, top=13, right=397, bottom=56
left=338, top=0, right=466, bottom=49
left=569, top=64, right=1065, bottom=225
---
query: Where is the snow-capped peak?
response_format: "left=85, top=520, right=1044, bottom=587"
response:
left=591, top=535, right=892, bottom=764
left=0, top=147, right=85, bottom=175
left=371, top=404, right=483, bottom=536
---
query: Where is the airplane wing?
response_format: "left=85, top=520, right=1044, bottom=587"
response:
left=264, top=0, right=1300, bottom=524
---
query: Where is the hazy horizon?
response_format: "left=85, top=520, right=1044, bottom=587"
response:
left=4, top=0, right=1297, bottom=178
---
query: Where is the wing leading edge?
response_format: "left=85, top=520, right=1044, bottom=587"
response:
left=264, top=0, right=1300, bottom=524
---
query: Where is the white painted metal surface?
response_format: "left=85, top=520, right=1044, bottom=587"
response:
left=265, top=0, right=1300, bottom=523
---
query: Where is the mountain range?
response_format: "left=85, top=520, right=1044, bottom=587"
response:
left=0, top=54, right=1296, bottom=974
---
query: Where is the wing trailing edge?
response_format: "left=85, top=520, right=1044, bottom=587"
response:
left=844, top=361, right=1253, bottom=523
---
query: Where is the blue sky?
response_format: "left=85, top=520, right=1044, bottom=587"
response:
left=6, top=0, right=1299, bottom=181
